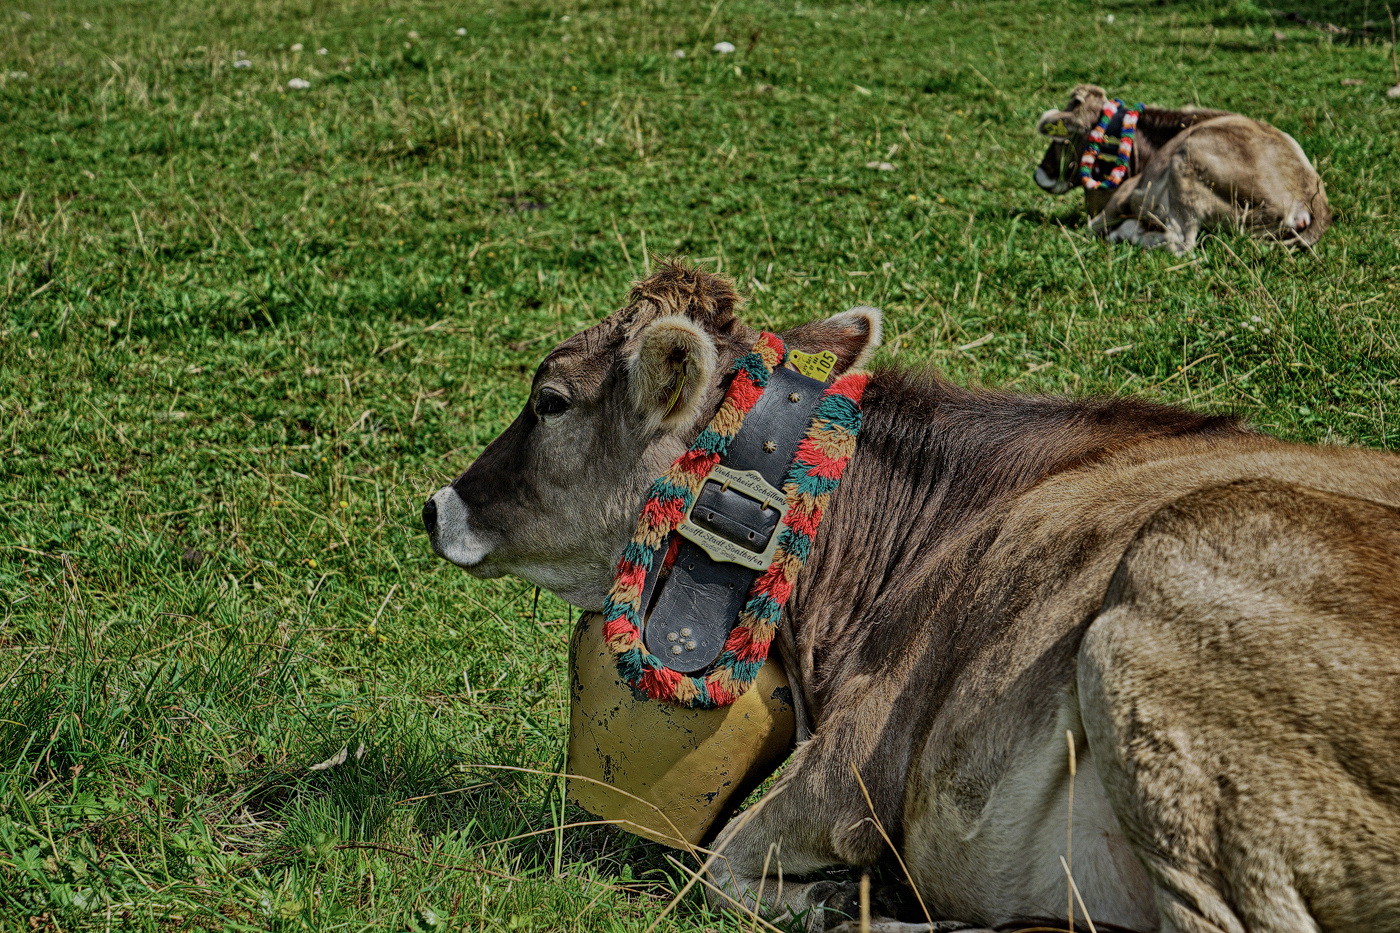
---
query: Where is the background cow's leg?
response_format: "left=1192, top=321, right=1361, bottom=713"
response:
left=1104, top=218, right=1140, bottom=244
left=1125, top=207, right=1195, bottom=252
left=1119, top=173, right=1189, bottom=251
left=1159, top=213, right=1200, bottom=254
left=1090, top=175, right=1142, bottom=240
left=827, top=922, right=988, bottom=933
left=1078, top=480, right=1400, bottom=933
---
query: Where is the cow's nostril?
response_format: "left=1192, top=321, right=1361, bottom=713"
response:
left=422, top=498, right=438, bottom=535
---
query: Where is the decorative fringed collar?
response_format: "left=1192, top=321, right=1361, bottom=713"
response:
left=1079, top=98, right=1143, bottom=191
left=601, top=332, right=869, bottom=708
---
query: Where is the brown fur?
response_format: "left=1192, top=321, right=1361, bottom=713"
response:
left=427, top=266, right=1400, bottom=933
left=785, top=370, right=1250, bottom=725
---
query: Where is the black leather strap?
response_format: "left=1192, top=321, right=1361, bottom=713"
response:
left=641, top=366, right=828, bottom=673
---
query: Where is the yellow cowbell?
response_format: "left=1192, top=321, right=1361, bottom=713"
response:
left=566, top=612, right=797, bottom=848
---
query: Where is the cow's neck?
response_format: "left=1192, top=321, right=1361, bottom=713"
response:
left=781, top=369, right=1244, bottom=725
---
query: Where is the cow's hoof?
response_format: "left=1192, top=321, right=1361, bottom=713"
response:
left=1107, top=219, right=1141, bottom=243
left=807, top=881, right=974, bottom=932
left=826, top=922, right=988, bottom=933
left=803, top=880, right=859, bottom=930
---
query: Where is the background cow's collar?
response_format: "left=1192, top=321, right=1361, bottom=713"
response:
left=1079, top=98, right=1143, bottom=190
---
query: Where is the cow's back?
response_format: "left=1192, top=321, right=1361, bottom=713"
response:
left=909, top=435, right=1400, bottom=724
left=1146, top=113, right=1331, bottom=239
left=896, top=436, right=1400, bottom=926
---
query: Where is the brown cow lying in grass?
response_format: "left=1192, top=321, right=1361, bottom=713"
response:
left=425, top=264, right=1400, bottom=932
left=1034, top=83, right=1330, bottom=253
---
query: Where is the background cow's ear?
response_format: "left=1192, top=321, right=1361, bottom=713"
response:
left=628, top=314, right=719, bottom=430
left=780, top=306, right=882, bottom=375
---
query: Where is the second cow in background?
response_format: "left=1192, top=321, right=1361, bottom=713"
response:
left=1035, top=83, right=1330, bottom=253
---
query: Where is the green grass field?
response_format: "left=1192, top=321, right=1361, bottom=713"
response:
left=2, top=0, right=1397, bottom=929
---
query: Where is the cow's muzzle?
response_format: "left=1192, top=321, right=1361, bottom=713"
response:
left=424, top=484, right=495, bottom=570
left=1034, top=139, right=1075, bottom=194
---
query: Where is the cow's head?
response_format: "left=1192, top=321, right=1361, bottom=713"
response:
left=423, top=262, right=881, bottom=609
left=1033, top=83, right=1108, bottom=194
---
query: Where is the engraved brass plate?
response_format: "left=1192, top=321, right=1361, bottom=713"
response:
left=676, top=465, right=788, bottom=571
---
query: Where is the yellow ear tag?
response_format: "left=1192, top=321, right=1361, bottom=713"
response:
left=789, top=349, right=838, bottom=382
left=1042, top=119, right=1069, bottom=138
left=661, top=366, right=688, bottom=420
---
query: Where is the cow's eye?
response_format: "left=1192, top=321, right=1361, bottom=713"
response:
left=535, top=388, right=571, bottom=419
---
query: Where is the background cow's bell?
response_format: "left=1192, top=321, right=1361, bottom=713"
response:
left=566, top=612, right=796, bottom=848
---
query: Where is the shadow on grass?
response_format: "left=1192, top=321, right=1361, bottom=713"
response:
left=239, top=728, right=681, bottom=878
left=990, top=206, right=1089, bottom=229
left=242, top=726, right=466, bottom=864
left=1102, top=0, right=1382, bottom=35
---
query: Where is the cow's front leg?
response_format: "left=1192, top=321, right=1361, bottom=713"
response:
left=1105, top=218, right=1141, bottom=244
left=703, top=746, right=901, bottom=931
left=705, top=784, right=859, bottom=930
left=1088, top=175, right=1143, bottom=238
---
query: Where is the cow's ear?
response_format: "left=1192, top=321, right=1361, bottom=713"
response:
left=629, top=314, right=719, bottom=430
left=779, top=306, right=882, bottom=375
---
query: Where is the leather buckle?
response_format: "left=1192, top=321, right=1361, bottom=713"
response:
left=677, top=465, right=789, bottom=571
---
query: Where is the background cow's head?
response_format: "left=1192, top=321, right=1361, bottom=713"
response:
left=423, top=262, right=881, bottom=609
left=1033, top=83, right=1108, bottom=194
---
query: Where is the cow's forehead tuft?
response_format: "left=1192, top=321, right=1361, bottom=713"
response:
left=627, top=260, right=743, bottom=325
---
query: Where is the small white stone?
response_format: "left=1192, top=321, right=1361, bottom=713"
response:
left=407, top=30, right=420, bottom=39
left=287, top=77, right=310, bottom=89
left=290, top=42, right=303, bottom=51
left=672, top=48, right=686, bottom=58
left=233, top=59, right=252, bottom=68
left=455, top=27, right=467, bottom=35
left=865, top=160, right=896, bottom=171
left=317, top=48, right=327, bottom=55
left=713, top=41, right=736, bottom=54
left=1388, top=84, right=1400, bottom=98
left=1105, top=13, right=1115, bottom=23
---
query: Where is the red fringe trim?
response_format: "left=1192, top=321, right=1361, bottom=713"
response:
left=641, top=664, right=681, bottom=698
left=641, top=496, right=687, bottom=529
left=784, top=506, right=822, bottom=537
left=603, top=616, right=636, bottom=642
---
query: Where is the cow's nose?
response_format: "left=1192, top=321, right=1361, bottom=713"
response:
left=422, top=497, right=438, bottom=535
